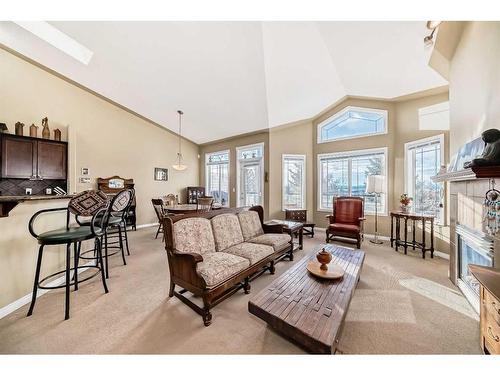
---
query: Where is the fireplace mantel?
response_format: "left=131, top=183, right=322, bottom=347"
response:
left=432, top=165, right=500, bottom=183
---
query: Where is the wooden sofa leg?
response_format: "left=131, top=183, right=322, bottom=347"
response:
left=168, top=282, right=175, bottom=297
left=202, top=297, right=212, bottom=327
left=269, top=261, right=276, bottom=275
left=243, top=277, right=251, bottom=294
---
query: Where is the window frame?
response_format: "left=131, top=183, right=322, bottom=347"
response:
left=282, top=154, right=306, bottom=211
left=317, top=147, right=388, bottom=215
left=404, top=134, right=445, bottom=224
left=205, top=149, right=230, bottom=207
left=317, top=106, right=388, bottom=144
left=236, top=142, right=265, bottom=208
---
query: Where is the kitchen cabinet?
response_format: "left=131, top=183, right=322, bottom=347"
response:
left=1, top=134, right=67, bottom=180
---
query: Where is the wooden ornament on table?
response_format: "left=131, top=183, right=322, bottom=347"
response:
left=41, top=117, right=50, bottom=139
left=15, top=122, right=24, bottom=136
left=54, top=128, right=61, bottom=141
left=316, top=247, right=333, bottom=270
left=29, top=123, right=38, bottom=137
left=307, top=261, right=345, bottom=279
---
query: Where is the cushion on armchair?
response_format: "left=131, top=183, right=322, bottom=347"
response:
left=237, top=210, right=264, bottom=240
left=328, top=223, right=360, bottom=234
left=248, top=233, right=290, bottom=252
left=196, top=252, right=250, bottom=288
left=223, top=242, right=273, bottom=265
left=173, top=217, right=216, bottom=255
left=211, top=214, right=244, bottom=251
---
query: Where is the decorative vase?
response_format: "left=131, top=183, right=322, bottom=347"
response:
left=30, top=124, right=38, bottom=137
left=15, top=122, right=24, bottom=136
left=53, top=128, right=61, bottom=141
left=41, top=117, right=50, bottom=139
left=400, top=205, right=410, bottom=213
left=316, top=248, right=332, bottom=271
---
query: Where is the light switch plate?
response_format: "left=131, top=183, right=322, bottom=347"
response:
left=79, top=177, right=91, bottom=183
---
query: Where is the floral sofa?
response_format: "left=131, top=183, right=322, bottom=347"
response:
left=163, top=206, right=293, bottom=326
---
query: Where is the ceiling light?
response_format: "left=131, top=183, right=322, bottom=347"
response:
left=172, top=110, right=187, bottom=171
left=13, top=21, right=93, bottom=65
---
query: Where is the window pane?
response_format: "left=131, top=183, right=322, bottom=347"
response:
left=206, top=151, right=229, bottom=206
left=320, top=158, right=349, bottom=210
left=413, top=142, right=441, bottom=217
left=351, top=154, right=384, bottom=213
left=283, top=156, right=305, bottom=210
left=319, top=107, right=387, bottom=142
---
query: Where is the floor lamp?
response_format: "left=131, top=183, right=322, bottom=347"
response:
left=366, top=175, right=385, bottom=245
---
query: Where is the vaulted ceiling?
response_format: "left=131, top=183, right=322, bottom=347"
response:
left=0, top=21, right=447, bottom=144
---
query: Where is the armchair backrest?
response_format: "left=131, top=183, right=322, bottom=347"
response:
left=332, top=196, right=364, bottom=225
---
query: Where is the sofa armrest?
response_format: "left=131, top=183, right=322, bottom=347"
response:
left=262, top=223, right=284, bottom=234
left=169, top=250, right=206, bottom=288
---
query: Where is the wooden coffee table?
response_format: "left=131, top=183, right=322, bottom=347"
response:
left=248, top=244, right=365, bottom=354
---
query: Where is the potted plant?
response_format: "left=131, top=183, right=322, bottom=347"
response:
left=400, top=194, right=412, bottom=213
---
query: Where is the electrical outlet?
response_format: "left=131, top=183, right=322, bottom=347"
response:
left=25, top=188, right=32, bottom=195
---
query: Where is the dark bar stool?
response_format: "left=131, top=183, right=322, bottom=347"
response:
left=27, top=190, right=110, bottom=320
left=78, top=189, right=133, bottom=278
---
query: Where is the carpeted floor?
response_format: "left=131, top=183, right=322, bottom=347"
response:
left=0, top=227, right=481, bottom=354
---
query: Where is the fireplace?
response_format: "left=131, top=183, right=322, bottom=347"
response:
left=456, top=224, right=494, bottom=312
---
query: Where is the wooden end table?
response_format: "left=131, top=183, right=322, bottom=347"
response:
left=248, top=244, right=365, bottom=354
left=390, top=211, right=435, bottom=259
left=285, top=209, right=316, bottom=238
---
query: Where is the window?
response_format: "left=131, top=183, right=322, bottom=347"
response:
left=236, top=143, right=264, bottom=207
left=405, top=135, right=444, bottom=221
left=318, top=147, right=387, bottom=214
left=205, top=150, right=230, bottom=207
left=418, top=101, right=450, bottom=130
left=282, top=155, right=306, bottom=210
left=317, top=106, right=387, bottom=143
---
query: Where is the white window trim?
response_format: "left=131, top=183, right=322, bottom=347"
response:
left=317, top=106, right=388, bottom=144
left=282, top=154, right=306, bottom=211
left=404, top=134, right=445, bottom=224
left=236, top=142, right=265, bottom=208
left=317, top=146, right=388, bottom=216
left=205, top=149, right=230, bottom=207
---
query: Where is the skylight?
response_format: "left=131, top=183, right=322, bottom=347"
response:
left=13, top=21, right=93, bottom=65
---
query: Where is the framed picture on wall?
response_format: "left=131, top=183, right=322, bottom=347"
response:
left=154, top=167, right=168, bottom=181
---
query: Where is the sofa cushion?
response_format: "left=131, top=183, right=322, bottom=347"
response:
left=223, top=242, right=274, bottom=265
left=237, top=210, right=264, bottom=240
left=196, top=252, right=250, bottom=288
left=248, top=233, right=291, bottom=252
left=211, top=214, right=244, bottom=251
left=173, top=217, right=216, bottom=255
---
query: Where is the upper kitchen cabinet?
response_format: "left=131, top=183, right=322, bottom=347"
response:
left=1, top=134, right=67, bottom=180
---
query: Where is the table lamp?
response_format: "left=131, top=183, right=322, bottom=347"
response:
left=366, top=175, right=385, bottom=244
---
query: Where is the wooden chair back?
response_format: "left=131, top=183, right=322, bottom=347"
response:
left=152, top=198, right=166, bottom=223
left=332, top=196, right=364, bottom=225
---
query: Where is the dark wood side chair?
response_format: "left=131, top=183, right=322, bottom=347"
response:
left=197, top=196, right=214, bottom=212
left=27, top=190, right=110, bottom=320
left=152, top=198, right=166, bottom=241
left=325, top=196, right=366, bottom=249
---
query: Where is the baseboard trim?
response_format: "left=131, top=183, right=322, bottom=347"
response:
left=434, top=251, right=450, bottom=260
left=135, top=223, right=158, bottom=229
left=0, top=260, right=95, bottom=320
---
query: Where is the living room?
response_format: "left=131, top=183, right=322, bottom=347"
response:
left=1, top=0, right=499, bottom=372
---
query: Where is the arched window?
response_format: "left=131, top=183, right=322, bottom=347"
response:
left=317, top=106, right=387, bottom=143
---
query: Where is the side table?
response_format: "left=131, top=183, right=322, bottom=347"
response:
left=390, top=211, right=435, bottom=259
left=284, top=209, right=316, bottom=238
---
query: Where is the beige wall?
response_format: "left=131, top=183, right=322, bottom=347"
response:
left=448, top=22, right=500, bottom=156
left=0, top=48, right=199, bottom=309
left=198, top=132, right=270, bottom=218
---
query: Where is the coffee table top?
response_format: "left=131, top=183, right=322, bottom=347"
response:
left=265, top=219, right=303, bottom=230
left=248, top=244, right=365, bottom=354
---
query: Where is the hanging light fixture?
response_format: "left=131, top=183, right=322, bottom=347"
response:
left=172, top=110, right=187, bottom=171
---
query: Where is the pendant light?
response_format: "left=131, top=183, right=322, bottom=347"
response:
left=172, top=110, right=187, bottom=171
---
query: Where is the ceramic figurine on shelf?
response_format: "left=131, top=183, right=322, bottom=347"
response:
left=466, top=128, right=500, bottom=168
left=30, top=123, right=38, bottom=137
left=15, top=121, right=24, bottom=136
left=54, top=128, right=61, bottom=141
left=41, top=117, right=50, bottom=139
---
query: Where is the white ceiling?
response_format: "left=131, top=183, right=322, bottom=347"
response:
left=0, top=21, right=447, bottom=144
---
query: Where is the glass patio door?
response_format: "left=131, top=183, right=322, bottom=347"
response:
left=240, top=162, right=262, bottom=206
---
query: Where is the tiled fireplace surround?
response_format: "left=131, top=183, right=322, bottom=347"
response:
left=449, top=178, right=499, bottom=305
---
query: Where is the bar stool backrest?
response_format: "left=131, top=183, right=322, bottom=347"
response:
left=111, top=189, right=133, bottom=213
left=68, top=190, right=109, bottom=217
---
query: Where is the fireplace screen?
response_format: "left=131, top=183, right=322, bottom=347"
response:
left=457, top=225, right=494, bottom=296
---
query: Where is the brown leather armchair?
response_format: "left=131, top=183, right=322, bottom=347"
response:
left=325, top=196, right=365, bottom=249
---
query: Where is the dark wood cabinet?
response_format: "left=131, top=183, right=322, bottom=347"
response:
left=1, top=134, right=67, bottom=180
left=1, top=136, right=36, bottom=178
left=186, top=186, right=205, bottom=204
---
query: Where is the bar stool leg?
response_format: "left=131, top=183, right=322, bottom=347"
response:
left=118, top=226, right=127, bottom=266
left=122, top=221, right=131, bottom=256
left=96, top=237, right=109, bottom=294
left=27, top=245, right=44, bottom=317
left=73, top=242, right=79, bottom=291
left=65, top=243, right=71, bottom=320
left=104, top=232, right=109, bottom=279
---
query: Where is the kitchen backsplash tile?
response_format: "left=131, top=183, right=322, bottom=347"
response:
left=0, top=178, right=67, bottom=196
